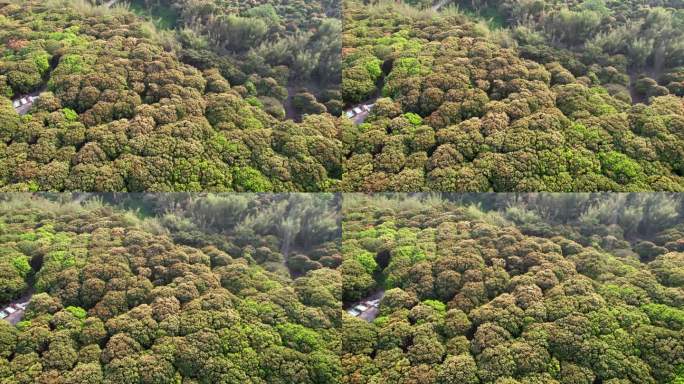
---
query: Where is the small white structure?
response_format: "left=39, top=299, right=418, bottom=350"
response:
left=367, top=299, right=380, bottom=308
left=12, top=94, right=40, bottom=114
left=0, top=311, right=7, bottom=319
left=345, top=102, right=376, bottom=123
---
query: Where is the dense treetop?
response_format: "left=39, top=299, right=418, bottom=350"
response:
left=341, top=193, right=684, bottom=383
left=0, top=0, right=345, bottom=192
left=122, top=0, right=343, bottom=117
left=105, top=193, right=343, bottom=276
left=4, top=0, right=684, bottom=193
left=452, top=0, right=684, bottom=100
left=341, top=0, right=684, bottom=192
left=0, top=193, right=342, bottom=383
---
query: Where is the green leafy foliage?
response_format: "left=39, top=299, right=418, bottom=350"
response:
left=0, top=193, right=342, bottom=383
left=342, top=194, right=684, bottom=383
left=134, top=0, right=343, bottom=117
left=341, top=0, right=684, bottom=192
left=0, top=0, right=344, bottom=192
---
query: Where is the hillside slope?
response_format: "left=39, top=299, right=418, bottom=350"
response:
left=342, top=194, right=684, bottom=383
left=341, top=1, right=684, bottom=192
left=0, top=1, right=344, bottom=192
left=0, top=194, right=342, bottom=383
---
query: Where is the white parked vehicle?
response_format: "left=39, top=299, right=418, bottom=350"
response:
left=345, top=110, right=355, bottom=118
left=13, top=100, right=20, bottom=108
left=347, top=308, right=361, bottom=316
left=355, top=304, right=369, bottom=312
left=5, top=307, right=16, bottom=314
left=0, top=311, right=7, bottom=319
left=16, top=302, right=28, bottom=310
left=353, top=107, right=363, bottom=114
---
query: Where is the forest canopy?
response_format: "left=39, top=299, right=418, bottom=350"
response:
left=4, top=0, right=684, bottom=192
left=0, top=0, right=344, bottom=192
left=341, top=0, right=684, bottom=192
left=117, top=0, right=343, bottom=118
left=2, top=192, right=684, bottom=383
left=0, top=193, right=342, bottom=383
left=342, top=193, right=684, bottom=383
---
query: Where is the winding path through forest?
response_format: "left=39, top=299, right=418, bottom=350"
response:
left=629, top=71, right=647, bottom=105
left=627, top=65, right=665, bottom=105
left=284, top=85, right=302, bottom=122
